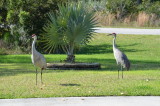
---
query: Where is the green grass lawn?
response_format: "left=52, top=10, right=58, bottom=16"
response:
left=0, top=34, right=160, bottom=98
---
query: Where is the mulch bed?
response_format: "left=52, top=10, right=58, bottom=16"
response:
left=47, top=62, right=101, bottom=70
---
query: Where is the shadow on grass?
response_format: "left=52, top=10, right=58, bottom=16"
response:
left=60, top=83, right=81, bottom=86
left=0, top=58, right=160, bottom=77
left=0, top=42, right=159, bottom=76
left=0, top=43, right=144, bottom=63
left=77, top=43, right=143, bottom=54
left=80, top=58, right=160, bottom=71
left=0, top=63, right=34, bottom=76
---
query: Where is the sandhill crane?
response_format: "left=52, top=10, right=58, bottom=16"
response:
left=108, top=33, right=130, bottom=78
left=31, top=34, right=47, bottom=85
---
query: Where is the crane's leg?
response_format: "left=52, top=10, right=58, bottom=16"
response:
left=118, top=69, right=119, bottom=79
left=41, top=68, right=43, bottom=84
left=36, top=68, right=38, bottom=85
left=118, top=65, right=121, bottom=79
left=121, top=66, right=123, bottom=79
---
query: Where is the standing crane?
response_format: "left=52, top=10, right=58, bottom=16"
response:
left=31, top=34, right=47, bottom=85
left=108, top=33, right=130, bottom=78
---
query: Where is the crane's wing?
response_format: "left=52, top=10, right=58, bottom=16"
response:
left=32, top=51, right=47, bottom=69
left=114, top=48, right=130, bottom=70
left=121, top=52, right=130, bottom=70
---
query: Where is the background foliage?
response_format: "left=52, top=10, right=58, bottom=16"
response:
left=0, top=0, right=160, bottom=54
left=0, top=0, right=67, bottom=53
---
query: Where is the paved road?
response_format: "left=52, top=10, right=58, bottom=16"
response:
left=0, top=96, right=160, bottom=106
left=95, top=28, right=160, bottom=35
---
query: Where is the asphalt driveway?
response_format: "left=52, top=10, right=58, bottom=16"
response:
left=95, top=28, right=160, bottom=35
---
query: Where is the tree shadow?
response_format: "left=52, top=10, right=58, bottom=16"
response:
left=80, top=58, right=160, bottom=71
left=0, top=58, right=160, bottom=77
left=77, top=44, right=113, bottom=54
left=0, top=69, right=33, bottom=77
left=0, top=42, right=159, bottom=76
left=0, top=63, right=34, bottom=76
left=77, top=43, right=144, bottom=54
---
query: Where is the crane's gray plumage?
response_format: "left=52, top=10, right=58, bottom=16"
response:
left=31, top=34, right=46, bottom=85
left=108, top=33, right=130, bottom=78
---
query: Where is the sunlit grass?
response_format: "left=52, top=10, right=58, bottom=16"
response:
left=0, top=67, right=160, bottom=98
left=0, top=34, right=160, bottom=98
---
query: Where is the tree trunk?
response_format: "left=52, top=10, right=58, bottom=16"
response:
left=64, top=43, right=75, bottom=63
left=65, top=54, right=75, bottom=63
left=137, top=0, right=142, bottom=5
left=150, top=0, right=154, bottom=3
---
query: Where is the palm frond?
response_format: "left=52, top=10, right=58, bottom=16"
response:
left=41, top=3, right=97, bottom=54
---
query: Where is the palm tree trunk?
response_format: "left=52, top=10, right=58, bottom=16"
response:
left=65, top=43, right=75, bottom=63
left=66, top=54, right=75, bottom=63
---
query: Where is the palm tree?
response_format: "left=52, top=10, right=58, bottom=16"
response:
left=42, top=3, right=97, bottom=63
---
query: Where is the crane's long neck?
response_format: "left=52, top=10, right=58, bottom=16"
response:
left=32, top=38, right=37, bottom=54
left=113, top=37, right=117, bottom=49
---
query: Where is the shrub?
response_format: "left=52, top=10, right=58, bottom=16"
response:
left=42, top=3, right=97, bottom=62
left=106, top=0, right=137, bottom=20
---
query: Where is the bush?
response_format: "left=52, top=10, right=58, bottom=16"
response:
left=147, top=1, right=160, bottom=17
left=0, top=0, right=68, bottom=53
left=106, top=0, right=137, bottom=20
left=138, top=1, right=160, bottom=16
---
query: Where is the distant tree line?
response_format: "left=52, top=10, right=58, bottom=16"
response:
left=0, top=0, right=159, bottom=54
left=137, top=0, right=159, bottom=4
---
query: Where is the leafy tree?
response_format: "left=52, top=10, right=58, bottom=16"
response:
left=0, top=0, right=67, bottom=52
left=42, top=3, right=97, bottom=62
left=5, top=0, right=64, bottom=35
left=0, top=0, right=8, bottom=37
left=137, top=0, right=160, bottom=17
left=106, top=0, right=137, bottom=19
